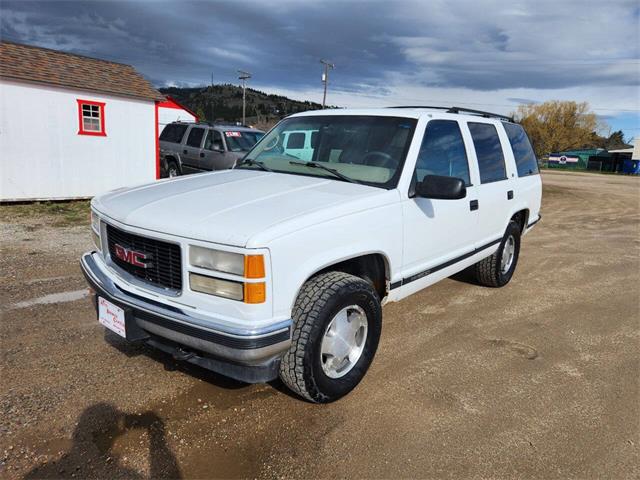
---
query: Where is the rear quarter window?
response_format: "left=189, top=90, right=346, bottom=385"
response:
left=503, top=123, right=539, bottom=176
left=286, top=132, right=306, bottom=149
left=160, top=124, right=188, bottom=143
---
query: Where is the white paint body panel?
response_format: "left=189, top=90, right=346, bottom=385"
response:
left=0, top=79, right=156, bottom=201
left=89, top=108, right=542, bottom=333
left=158, top=106, right=196, bottom=131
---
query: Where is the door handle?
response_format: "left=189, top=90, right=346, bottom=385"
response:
left=507, top=190, right=514, bottom=200
left=470, top=199, right=479, bottom=211
left=200, top=152, right=205, bottom=158
left=183, top=149, right=188, bottom=154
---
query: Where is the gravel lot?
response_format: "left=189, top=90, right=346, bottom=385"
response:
left=1, top=171, right=638, bottom=479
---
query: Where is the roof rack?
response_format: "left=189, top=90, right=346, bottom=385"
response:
left=387, top=105, right=450, bottom=110
left=447, top=106, right=514, bottom=123
left=387, top=105, right=514, bottom=122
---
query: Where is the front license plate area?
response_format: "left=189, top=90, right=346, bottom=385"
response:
left=98, top=296, right=126, bottom=338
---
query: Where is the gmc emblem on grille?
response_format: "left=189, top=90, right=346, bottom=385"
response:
left=113, top=244, right=152, bottom=268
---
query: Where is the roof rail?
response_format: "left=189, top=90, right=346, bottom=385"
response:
left=446, top=106, right=514, bottom=122
left=387, top=105, right=450, bottom=110
left=387, top=105, right=514, bottom=122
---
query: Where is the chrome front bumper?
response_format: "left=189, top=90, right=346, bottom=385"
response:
left=80, top=252, right=291, bottom=382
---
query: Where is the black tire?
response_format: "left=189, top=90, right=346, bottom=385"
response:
left=474, top=220, right=521, bottom=287
left=279, top=271, right=382, bottom=403
left=167, top=160, right=179, bottom=178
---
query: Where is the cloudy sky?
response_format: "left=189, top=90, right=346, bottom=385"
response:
left=2, top=0, right=639, bottom=139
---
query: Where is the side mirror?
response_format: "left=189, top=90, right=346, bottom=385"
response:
left=415, top=175, right=466, bottom=200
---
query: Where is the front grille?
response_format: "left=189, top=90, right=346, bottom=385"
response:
left=106, top=224, right=182, bottom=290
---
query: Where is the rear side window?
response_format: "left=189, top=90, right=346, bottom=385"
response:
left=159, top=124, right=188, bottom=143
left=186, top=127, right=205, bottom=148
left=415, top=120, right=470, bottom=185
left=468, top=123, right=507, bottom=184
left=286, top=132, right=305, bottom=149
left=503, top=123, right=539, bottom=176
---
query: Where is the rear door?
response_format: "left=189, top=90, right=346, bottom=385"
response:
left=401, top=119, right=479, bottom=278
left=464, top=121, right=515, bottom=246
left=181, top=127, right=206, bottom=172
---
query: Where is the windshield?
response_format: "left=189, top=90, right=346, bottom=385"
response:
left=240, top=115, right=417, bottom=188
left=224, top=130, right=264, bottom=152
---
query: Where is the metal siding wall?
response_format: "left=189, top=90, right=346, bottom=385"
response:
left=158, top=106, right=197, bottom=132
left=0, top=80, right=156, bottom=201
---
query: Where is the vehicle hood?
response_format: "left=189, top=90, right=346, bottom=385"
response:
left=93, top=169, right=393, bottom=247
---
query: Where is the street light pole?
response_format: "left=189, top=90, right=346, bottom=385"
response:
left=320, top=59, right=334, bottom=109
left=237, top=70, right=251, bottom=125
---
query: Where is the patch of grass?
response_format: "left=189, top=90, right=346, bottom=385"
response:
left=0, top=200, right=91, bottom=227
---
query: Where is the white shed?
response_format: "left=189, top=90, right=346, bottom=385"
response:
left=0, top=41, right=165, bottom=201
left=157, top=96, right=199, bottom=132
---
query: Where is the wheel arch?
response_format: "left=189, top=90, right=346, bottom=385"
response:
left=510, top=208, right=530, bottom=233
left=293, top=252, right=392, bottom=307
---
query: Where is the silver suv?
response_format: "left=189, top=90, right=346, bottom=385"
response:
left=159, top=122, right=264, bottom=177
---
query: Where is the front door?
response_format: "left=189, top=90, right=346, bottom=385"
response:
left=402, top=119, right=479, bottom=280
left=201, top=130, right=227, bottom=170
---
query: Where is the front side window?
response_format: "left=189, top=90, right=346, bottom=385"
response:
left=240, top=115, right=417, bottom=189
left=414, top=120, right=470, bottom=186
left=224, top=130, right=263, bottom=152
left=502, top=122, right=539, bottom=177
left=77, top=99, right=105, bottom=136
left=204, top=130, right=223, bottom=150
left=186, top=127, right=205, bottom=148
left=468, top=122, right=507, bottom=184
left=160, top=123, right=188, bottom=143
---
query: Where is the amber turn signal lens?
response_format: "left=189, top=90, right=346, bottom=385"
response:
left=244, top=282, right=266, bottom=304
left=244, top=255, right=265, bottom=279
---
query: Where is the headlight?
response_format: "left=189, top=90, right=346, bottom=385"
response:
left=190, top=246, right=243, bottom=275
left=90, top=211, right=101, bottom=251
left=189, top=246, right=264, bottom=278
left=190, top=273, right=244, bottom=301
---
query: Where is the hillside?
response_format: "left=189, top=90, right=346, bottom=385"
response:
left=159, top=84, right=324, bottom=129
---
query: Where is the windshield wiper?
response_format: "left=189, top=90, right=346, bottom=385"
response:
left=289, top=161, right=358, bottom=184
left=237, top=159, right=273, bottom=172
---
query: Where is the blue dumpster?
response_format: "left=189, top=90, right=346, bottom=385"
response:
left=622, top=159, right=640, bottom=175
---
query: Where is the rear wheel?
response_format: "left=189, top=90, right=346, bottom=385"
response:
left=279, top=271, right=382, bottom=403
left=167, top=161, right=179, bottom=178
left=474, top=220, right=521, bottom=287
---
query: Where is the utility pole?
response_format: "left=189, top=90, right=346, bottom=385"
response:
left=320, top=59, right=334, bottom=109
left=210, top=72, right=214, bottom=122
left=237, top=70, right=251, bottom=125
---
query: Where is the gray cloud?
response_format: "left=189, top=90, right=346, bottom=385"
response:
left=1, top=0, right=638, bottom=94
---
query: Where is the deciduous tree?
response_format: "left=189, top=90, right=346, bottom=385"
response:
left=514, top=101, right=603, bottom=157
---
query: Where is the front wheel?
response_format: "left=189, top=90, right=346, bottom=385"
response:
left=473, top=220, right=521, bottom=287
left=279, top=272, right=382, bottom=403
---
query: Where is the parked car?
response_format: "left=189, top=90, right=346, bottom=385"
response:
left=159, top=122, right=264, bottom=177
left=82, top=107, right=541, bottom=403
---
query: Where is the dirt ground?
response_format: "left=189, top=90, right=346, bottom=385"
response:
left=1, top=171, right=638, bottom=479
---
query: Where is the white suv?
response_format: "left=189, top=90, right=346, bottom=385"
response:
left=82, top=107, right=541, bottom=403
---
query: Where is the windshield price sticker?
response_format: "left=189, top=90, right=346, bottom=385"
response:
left=225, top=131, right=242, bottom=137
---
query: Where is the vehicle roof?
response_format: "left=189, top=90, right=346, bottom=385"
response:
left=289, top=107, right=515, bottom=124
left=168, top=121, right=264, bottom=132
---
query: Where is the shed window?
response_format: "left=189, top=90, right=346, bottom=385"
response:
left=77, top=99, right=106, bottom=136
